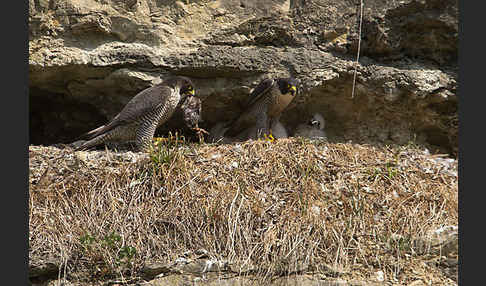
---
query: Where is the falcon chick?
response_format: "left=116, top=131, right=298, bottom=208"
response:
left=72, top=76, right=196, bottom=152
left=293, top=113, right=327, bottom=140
left=223, top=77, right=298, bottom=140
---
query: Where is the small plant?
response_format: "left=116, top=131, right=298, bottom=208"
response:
left=78, top=232, right=137, bottom=277
left=366, top=162, right=398, bottom=182
left=297, top=136, right=311, bottom=146
left=385, top=162, right=398, bottom=179
left=366, top=167, right=382, bottom=181
left=80, top=233, right=96, bottom=248
left=102, top=232, right=122, bottom=249
left=150, top=131, right=186, bottom=167
left=150, top=144, right=174, bottom=166
left=387, top=234, right=415, bottom=255
left=119, top=246, right=137, bottom=261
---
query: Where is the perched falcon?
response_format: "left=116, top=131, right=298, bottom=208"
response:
left=72, top=76, right=195, bottom=152
left=293, top=113, right=327, bottom=140
left=223, top=77, right=298, bottom=140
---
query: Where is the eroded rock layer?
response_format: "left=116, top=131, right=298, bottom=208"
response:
left=29, top=0, right=458, bottom=155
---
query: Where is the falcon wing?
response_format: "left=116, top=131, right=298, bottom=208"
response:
left=79, top=84, right=172, bottom=140
left=245, top=78, right=275, bottom=108
left=224, top=78, right=275, bottom=136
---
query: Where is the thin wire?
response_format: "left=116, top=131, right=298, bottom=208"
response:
left=351, top=0, right=364, bottom=99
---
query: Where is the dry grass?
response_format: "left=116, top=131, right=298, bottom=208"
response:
left=29, top=138, right=458, bottom=284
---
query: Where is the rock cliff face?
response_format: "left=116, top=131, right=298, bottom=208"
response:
left=29, top=0, right=458, bottom=156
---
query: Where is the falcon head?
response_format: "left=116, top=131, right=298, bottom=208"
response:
left=180, top=83, right=195, bottom=97
left=308, top=113, right=325, bottom=130
left=277, top=77, right=298, bottom=96
left=163, top=76, right=196, bottom=97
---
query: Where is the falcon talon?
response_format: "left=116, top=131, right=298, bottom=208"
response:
left=153, top=137, right=167, bottom=146
left=264, top=133, right=275, bottom=142
left=153, top=137, right=166, bottom=141
left=192, top=127, right=209, bottom=135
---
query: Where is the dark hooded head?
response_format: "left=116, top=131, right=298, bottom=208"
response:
left=163, top=76, right=195, bottom=97
left=276, top=77, right=298, bottom=96
left=308, top=113, right=325, bottom=130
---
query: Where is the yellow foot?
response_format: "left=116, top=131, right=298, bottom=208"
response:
left=263, top=133, right=275, bottom=143
left=153, top=136, right=188, bottom=146
left=152, top=137, right=168, bottom=146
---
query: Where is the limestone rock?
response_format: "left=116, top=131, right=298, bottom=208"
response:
left=29, top=0, right=458, bottom=156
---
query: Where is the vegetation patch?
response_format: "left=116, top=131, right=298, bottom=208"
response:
left=29, top=139, right=457, bottom=285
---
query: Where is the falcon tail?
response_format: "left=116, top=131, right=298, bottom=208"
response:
left=72, top=133, right=109, bottom=151
left=75, top=124, right=107, bottom=141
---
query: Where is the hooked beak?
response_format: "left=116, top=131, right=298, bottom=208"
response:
left=310, top=119, right=319, bottom=127
left=289, top=85, right=297, bottom=96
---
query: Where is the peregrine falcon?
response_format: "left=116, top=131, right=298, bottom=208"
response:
left=293, top=113, right=327, bottom=140
left=72, top=76, right=196, bottom=152
left=223, top=77, right=298, bottom=140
